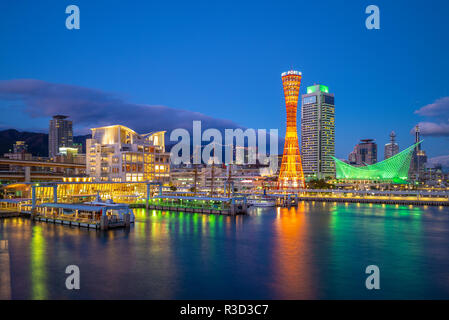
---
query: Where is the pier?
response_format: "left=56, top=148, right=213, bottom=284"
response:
left=32, top=202, right=133, bottom=230
left=136, top=195, right=248, bottom=215
left=264, top=189, right=449, bottom=207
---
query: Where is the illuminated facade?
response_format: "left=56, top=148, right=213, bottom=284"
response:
left=86, top=125, right=170, bottom=183
left=278, top=70, right=305, bottom=189
left=333, top=142, right=419, bottom=183
left=301, top=84, right=335, bottom=179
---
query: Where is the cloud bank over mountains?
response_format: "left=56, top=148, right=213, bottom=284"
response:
left=0, top=79, right=241, bottom=134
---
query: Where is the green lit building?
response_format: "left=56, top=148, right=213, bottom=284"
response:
left=301, top=84, right=335, bottom=180
left=332, top=142, right=420, bottom=183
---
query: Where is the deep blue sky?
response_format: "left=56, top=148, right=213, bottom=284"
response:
left=1, top=0, right=448, bottom=161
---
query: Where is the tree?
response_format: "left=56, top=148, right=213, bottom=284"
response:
left=307, top=179, right=334, bottom=189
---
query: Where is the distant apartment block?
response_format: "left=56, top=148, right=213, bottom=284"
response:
left=384, top=131, right=399, bottom=160
left=49, top=115, right=73, bottom=158
left=348, top=139, right=377, bottom=166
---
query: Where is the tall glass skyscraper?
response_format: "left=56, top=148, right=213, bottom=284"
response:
left=49, top=115, right=73, bottom=158
left=300, top=85, right=335, bottom=179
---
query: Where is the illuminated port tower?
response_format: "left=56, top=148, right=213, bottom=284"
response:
left=278, top=70, right=305, bottom=189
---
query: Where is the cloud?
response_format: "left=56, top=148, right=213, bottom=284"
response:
left=428, top=155, right=449, bottom=168
left=413, top=97, right=449, bottom=136
left=0, top=79, right=241, bottom=134
left=414, top=97, right=449, bottom=118
left=411, top=121, right=449, bottom=137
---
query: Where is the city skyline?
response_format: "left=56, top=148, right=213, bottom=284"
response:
left=1, top=0, right=448, bottom=163
left=1, top=1, right=449, bottom=305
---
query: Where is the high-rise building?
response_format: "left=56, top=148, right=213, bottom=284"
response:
left=278, top=70, right=305, bottom=189
left=49, top=115, right=73, bottom=158
left=410, top=125, right=427, bottom=179
left=348, top=139, right=377, bottom=166
left=86, top=125, right=170, bottom=183
left=384, top=131, right=399, bottom=160
left=13, top=141, right=28, bottom=154
left=300, top=84, right=335, bottom=179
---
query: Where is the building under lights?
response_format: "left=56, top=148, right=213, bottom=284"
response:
left=278, top=70, right=306, bottom=189
left=300, top=84, right=335, bottom=180
left=86, top=125, right=170, bottom=183
left=333, top=142, right=419, bottom=183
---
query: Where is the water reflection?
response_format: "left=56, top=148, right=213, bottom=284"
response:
left=1, top=203, right=449, bottom=299
left=30, top=225, right=47, bottom=300
left=273, top=204, right=317, bottom=299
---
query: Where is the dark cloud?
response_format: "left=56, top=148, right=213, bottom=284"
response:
left=428, top=155, right=449, bottom=168
left=0, top=79, right=241, bottom=134
left=413, top=97, right=449, bottom=136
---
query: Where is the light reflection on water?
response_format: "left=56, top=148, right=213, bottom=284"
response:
left=1, top=202, right=449, bottom=299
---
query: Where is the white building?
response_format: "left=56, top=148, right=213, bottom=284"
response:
left=86, top=125, right=170, bottom=183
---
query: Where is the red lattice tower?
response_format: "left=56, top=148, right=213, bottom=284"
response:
left=278, top=70, right=305, bottom=190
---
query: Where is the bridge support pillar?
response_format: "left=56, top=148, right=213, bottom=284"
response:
left=100, top=208, right=108, bottom=230
left=124, top=213, right=131, bottom=228
left=53, top=185, right=58, bottom=203
left=31, top=186, right=36, bottom=211
left=24, top=166, right=30, bottom=183
left=146, top=184, right=150, bottom=209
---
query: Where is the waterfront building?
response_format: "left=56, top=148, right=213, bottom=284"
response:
left=410, top=125, right=427, bottom=180
left=333, top=142, right=419, bottom=183
left=278, top=70, right=305, bottom=189
left=169, top=164, right=265, bottom=193
left=384, top=131, right=399, bottom=160
left=421, top=167, right=448, bottom=187
left=348, top=139, right=377, bottom=166
left=300, top=84, right=335, bottom=179
left=86, top=125, right=170, bottom=183
left=49, top=115, right=73, bottom=158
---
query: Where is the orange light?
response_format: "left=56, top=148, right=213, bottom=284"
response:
left=278, top=70, right=305, bottom=190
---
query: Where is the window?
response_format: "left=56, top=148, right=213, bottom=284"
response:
left=303, top=96, right=317, bottom=105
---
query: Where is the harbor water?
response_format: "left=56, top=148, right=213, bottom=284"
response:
left=1, top=202, right=449, bottom=299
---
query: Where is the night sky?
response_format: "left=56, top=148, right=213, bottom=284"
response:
left=0, top=0, right=448, bottom=164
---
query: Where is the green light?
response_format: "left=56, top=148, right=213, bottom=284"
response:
left=307, top=86, right=315, bottom=94
left=320, top=85, right=329, bottom=93
left=332, top=142, right=420, bottom=183
left=307, top=84, right=329, bottom=94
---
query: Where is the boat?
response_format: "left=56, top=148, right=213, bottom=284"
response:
left=247, top=197, right=276, bottom=207
left=84, top=194, right=135, bottom=223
